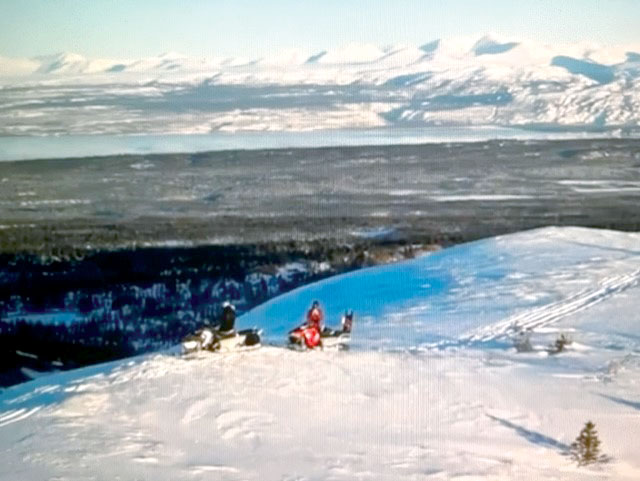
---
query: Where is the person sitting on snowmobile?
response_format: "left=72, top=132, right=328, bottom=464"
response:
left=218, top=301, right=236, bottom=336
left=306, top=300, right=324, bottom=332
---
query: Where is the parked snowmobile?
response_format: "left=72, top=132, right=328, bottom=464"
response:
left=288, top=310, right=354, bottom=350
left=181, top=326, right=262, bottom=354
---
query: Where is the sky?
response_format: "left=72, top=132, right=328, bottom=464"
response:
left=1, top=0, right=640, bottom=59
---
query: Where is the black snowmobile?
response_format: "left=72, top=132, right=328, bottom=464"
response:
left=181, top=326, right=262, bottom=354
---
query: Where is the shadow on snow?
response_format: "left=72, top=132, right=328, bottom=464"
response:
left=598, top=393, right=640, bottom=412
left=486, top=414, right=570, bottom=452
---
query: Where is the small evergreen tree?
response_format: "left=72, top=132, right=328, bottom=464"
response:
left=569, top=421, right=608, bottom=466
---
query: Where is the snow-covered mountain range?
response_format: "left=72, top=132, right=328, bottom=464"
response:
left=2, top=35, right=640, bottom=135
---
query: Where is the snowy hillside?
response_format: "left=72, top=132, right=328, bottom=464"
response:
left=2, top=35, right=640, bottom=135
left=1, top=227, right=640, bottom=480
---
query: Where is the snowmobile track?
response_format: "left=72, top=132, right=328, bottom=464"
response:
left=0, top=407, right=42, bottom=428
left=464, top=267, right=640, bottom=343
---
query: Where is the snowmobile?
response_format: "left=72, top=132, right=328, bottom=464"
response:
left=181, top=325, right=262, bottom=354
left=288, top=310, right=354, bottom=350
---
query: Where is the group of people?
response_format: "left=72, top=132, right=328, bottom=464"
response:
left=214, top=299, right=330, bottom=348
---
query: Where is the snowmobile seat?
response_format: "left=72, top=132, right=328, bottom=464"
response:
left=244, top=332, right=261, bottom=346
left=321, top=327, right=338, bottom=337
left=217, top=329, right=236, bottom=339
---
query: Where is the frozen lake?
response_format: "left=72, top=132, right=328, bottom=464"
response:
left=0, top=126, right=623, bottom=162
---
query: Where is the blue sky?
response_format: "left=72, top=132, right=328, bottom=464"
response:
left=2, top=0, right=640, bottom=58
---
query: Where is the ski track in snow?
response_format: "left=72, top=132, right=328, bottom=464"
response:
left=464, top=267, right=640, bottom=343
left=189, top=464, right=239, bottom=474
left=0, top=407, right=42, bottom=427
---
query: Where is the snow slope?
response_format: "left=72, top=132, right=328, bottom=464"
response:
left=242, top=226, right=640, bottom=352
left=1, top=227, right=639, bottom=480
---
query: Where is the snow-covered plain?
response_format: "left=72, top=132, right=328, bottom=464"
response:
left=1, top=226, right=640, bottom=480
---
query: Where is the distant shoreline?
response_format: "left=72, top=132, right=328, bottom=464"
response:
left=1, top=126, right=633, bottom=162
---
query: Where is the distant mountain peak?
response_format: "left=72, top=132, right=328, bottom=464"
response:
left=306, top=51, right=327, bottom=63
left=33, top=52, right=89, bottom=74
left=551, top=55, right=615, bottom=84
left=419, top=39, right=440, bottom=54
left=472, top=34, right=520, bottom=56
left=626, top=51, right=640, bottom=62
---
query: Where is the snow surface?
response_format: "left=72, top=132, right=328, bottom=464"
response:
left=1, top=226, right=640, bottom=480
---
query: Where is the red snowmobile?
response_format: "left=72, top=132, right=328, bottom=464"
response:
left=288, top=310, right=354, bottom=350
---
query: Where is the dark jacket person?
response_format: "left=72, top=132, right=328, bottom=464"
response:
left=219, top=301, right=236, bottom=333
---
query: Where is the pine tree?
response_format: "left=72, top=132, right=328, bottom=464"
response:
left=570, top=421, right=607, bottom=466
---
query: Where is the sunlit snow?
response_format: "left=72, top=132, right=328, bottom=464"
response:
left=2, top=36, right=640, bottom=138
left=1, top=227, right=639, bottom=480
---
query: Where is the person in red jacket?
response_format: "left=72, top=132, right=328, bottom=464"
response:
left=306, top=300, right=324, bottom=332
left=296, top=300, right=322, bottom=349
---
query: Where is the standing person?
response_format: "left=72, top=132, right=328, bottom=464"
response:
left=219, top=301, right=236, bottom=335
left=287, top=300, right=325, bottom=349
left=306, top=300, right=324, bottom=332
